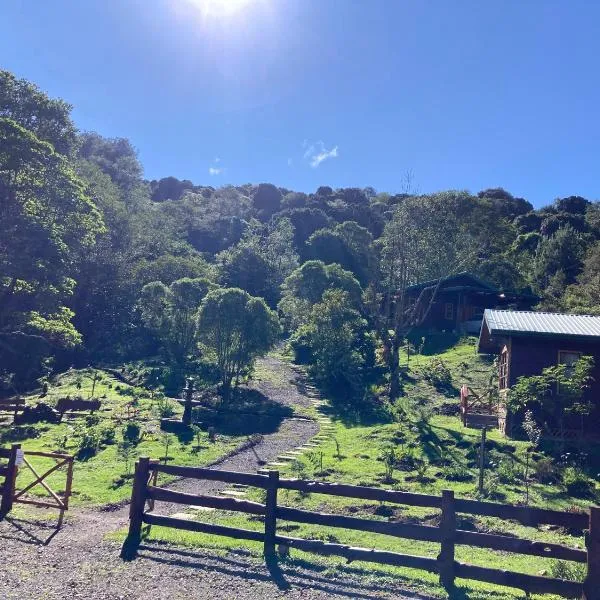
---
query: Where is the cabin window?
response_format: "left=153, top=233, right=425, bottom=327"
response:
left=558, top=351, right=582, bottom=377
left=444, top=302, right=454, bottom=320
left=498, top=346, right=509, bottom=389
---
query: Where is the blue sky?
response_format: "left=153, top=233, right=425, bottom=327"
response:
left=2, top=0, right=600, bottom=205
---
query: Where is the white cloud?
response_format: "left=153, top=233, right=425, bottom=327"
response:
left=287, top=157, right=293, bottom=166
left=208, top=167, right=224, bottom=175
left=303, top=141, right=339, bottom=168
left=214, top=157, right=221, bottom=163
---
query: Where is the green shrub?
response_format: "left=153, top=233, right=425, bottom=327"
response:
left=562, top=467, right=595, bottom=498
left=421, top=359, right=452, bottom=390
left=442, top=464, right=473, bottom=482
left=378, top=445, right=397, bottom=481
left=98, top=425, right=116, bottom=446
left=551, top=559, right=585, bottom=582
left=496, top=456, right=523, bottom=484
left=155, top=395, right=176, bottom=418
left=534, top=457, right=557, bottom=483
left=122, top=422, right=142, bottom=446
left=75, top=426, right=100, bottom=459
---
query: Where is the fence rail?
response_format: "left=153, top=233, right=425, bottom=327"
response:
left=124, top=458, right=598, bottom=599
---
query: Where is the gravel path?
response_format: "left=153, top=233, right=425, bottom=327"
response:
left=0, top=355, right=421, bottom=600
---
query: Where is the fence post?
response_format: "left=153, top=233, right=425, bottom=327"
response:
left=264, top=470, right=279, bottom=559
left=182, top=378, right=194, bottom=426
left=123, top=456, right=150, bottom=556
left=438, top=489, right=456, bottom=590
left=583, top=507, right=600, bottom=600
left=478, top=426, right=487, bottom=495
left=0, top=444, right=20, bottom=518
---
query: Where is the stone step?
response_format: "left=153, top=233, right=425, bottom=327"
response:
left=219, top=489, right=247, bottom=497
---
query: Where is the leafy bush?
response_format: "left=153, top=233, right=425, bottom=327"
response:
left=496, top=456, right=523, bottom=484
left=98, top=425, right=116, bottom=446
left=551, top=559, right=586, bottom=582
left=378, top=445, right=397, bottom=482
left=421, top=359, right=452, bottom=390
left=122, top=422, right=142, bottom=446
left=75, top=426, right=100, bottom=459
left=534, top=457, right=557, bottom=483
left=442, top=464, right=473, bottom=482
left=155, top=395, right=176, bottom=419
left=562, top=467, right=595, bottom=498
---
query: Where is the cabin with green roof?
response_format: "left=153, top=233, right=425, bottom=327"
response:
left=478, top=309, right=600, bottom=436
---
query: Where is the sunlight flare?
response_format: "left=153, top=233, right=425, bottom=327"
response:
left=185, top=0, right=256, bottom=18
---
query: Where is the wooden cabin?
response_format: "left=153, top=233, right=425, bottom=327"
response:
left=405, top=273, right=536, bottom=334
left=478, top=309, right=600, bottom=436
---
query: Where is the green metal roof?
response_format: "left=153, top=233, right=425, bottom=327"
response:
left=483, top=309, right=600, bottom=339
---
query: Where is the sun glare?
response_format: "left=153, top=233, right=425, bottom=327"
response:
left=186, top=0, right=255, bottom=18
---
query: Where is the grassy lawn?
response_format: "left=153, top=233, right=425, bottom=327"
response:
left=134, top=340, right=594, bottom=600
left=0, top=368, right=246, bottom=507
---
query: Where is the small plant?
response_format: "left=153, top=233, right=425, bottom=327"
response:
left=334, top=438, right=342, bottom=461
left=53, top=430, right=70, bottom=453
left=75, top=425, right=100, bottom=460
left=415, top=458, right=429, bottom=482
left=442, top=463, right=473, bottom=482
left=307, top=450, right=324, bottom=475
left=155, top=394, right=175, bottom=419
left=208, top=426, right=216, bottom=443
left=98, top=425, right=116, bottom=446
left=534, top=457, right=557, bottom=484
left=122, top=421, right=142, bottom=446
left=522, top=410, right=542, bottom=504
left=85, top=414, right=100, bottom=427
left=117, top=441, right=138, bottom=476
left=161, top=432, right=173, bottom=464
left=191, top=424, right=204, bottom=451
left=551, top=560, right=586, bottom=582
left=379, top=445, right=397, bottom=482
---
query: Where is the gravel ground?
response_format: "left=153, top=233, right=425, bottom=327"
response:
left=0, top=355, right=422, bottom=600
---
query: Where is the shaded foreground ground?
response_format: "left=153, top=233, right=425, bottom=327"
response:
left=0, top=354, right=420, bottom=600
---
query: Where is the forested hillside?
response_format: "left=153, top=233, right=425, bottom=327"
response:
left=2, top=68, right=600, bottom=401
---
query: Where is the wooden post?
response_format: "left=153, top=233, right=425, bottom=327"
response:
left=0, top=444, right=20, bottom=518
left=438, top=489, right=456, bottom=590
left=126, top=456, right=150, bottom=548
left=182, top=378, right=194, bottom=426
left=478, top=427, right=487, bottom=495
left=583, top=507, right=600, bottom=600
left=264, top=470, right=279, bottom=559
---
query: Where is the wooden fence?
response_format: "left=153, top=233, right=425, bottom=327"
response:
left=0, top=445, right=74, bottom=524
left=125, top=458, right=600, bottom=599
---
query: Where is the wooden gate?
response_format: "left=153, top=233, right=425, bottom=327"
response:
left=0, top=446, right=74, bottom=525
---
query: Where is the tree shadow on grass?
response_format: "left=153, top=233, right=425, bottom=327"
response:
left=193, top=387, right=293, bottom=436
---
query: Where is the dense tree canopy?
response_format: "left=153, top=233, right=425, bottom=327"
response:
left=2, top=67, right=600, bottom=403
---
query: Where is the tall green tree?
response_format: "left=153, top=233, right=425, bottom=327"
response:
left=279, top=260, right=363, bottom=331
left=376, top=192, right=479, bottom=398
left=197, top=288, right=280, bottom=400
left=293, top=289, right=375, bottom=403
left=138, top=277, right=214, bottom=372
left=0, top=119, right=104, bottom=389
